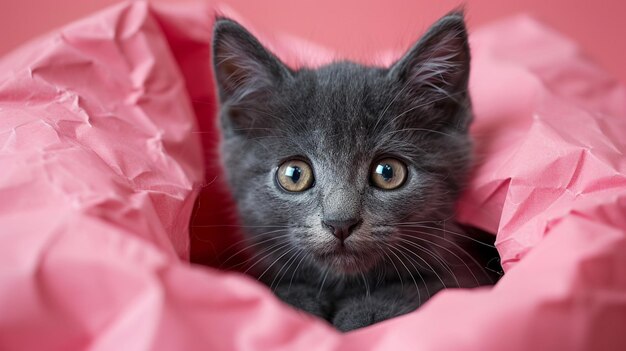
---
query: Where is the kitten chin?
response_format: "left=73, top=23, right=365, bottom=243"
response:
left=310, top=244, right=381, bottom=274
left=316, top=253, right=369, bottom=274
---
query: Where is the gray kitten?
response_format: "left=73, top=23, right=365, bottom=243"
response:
left=212, top=11, right=501, bottom=332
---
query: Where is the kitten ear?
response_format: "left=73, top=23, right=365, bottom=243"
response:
left=212, top=18, right=292, bottom=104
left=388, top=11, right=470, bottom=102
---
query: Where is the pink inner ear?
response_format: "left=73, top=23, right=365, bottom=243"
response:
left=405, top=27, right=469, bottom=93
left=214, top=39, right=253, bottom=95
left=217, top=55, right=239, bottom=82
left=213, top=23, right=287, bottom=102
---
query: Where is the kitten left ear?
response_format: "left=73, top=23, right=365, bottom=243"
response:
left=212, top=18, right=292, bottom=105
left=388, top=11, right=470, bottom=101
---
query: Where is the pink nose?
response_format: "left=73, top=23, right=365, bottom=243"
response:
left=322, top=218, right=362, bottom=242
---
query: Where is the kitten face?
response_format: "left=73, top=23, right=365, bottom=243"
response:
left=213, top=13, right=472, bottom=275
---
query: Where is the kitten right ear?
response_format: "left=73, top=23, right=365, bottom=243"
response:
left=212, top=18, right=292, bottom=104
left=388, top=11, right=470, bottom=102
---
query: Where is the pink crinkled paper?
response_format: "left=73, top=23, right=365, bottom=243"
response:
left=1, top=1, right=625, bottom=350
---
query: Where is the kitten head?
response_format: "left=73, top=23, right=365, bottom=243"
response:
left=212, top=12, right=472, bottom=275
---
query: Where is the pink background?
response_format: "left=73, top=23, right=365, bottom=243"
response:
left=1, top=0, right=626, bottom=83
left=1, top=2, right=625, bottom=349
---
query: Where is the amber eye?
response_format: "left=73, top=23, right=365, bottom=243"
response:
left=276, top=159, right=315, bottom=192
left=371, top=158, right=407, bottom=190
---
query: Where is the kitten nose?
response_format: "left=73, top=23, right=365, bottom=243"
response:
left=322, top=218, right=362, bottom=242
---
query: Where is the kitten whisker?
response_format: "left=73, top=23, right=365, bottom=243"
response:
left=218, top=232, right=288, bottom=255
left=317, top=267, right=331, bottom=298
left=225, top=241, right=288, bottom=271
left=394, top=236, right=456, bottom=275
left=257, top=246, right=299, bottom=282
left=387, top=219, right=442, bottom=227
left=242, top=242, right=292, bottom=275
left=383, top=127, right=457, bottom=139
left=394, top=238, right=457, bottom=288
left=219, top=231, right=291, bottom=268
left=224, top=235, right=288, bottom=268
left=376, top=243, right=405, bottom=292
left=358, top=269, right=371, bottom=298
left=389, top=213, right=456, bottom=226
left=397, top=231, right=485, bottom=284
left=385, top=244, right=423, bottom=302
left=288, top=252, right=310, bottom=293
left=248, top=135, right=286, bottom=142
left=271, top=249, right=303, bottom=290
left=388, top=243, right=434, bottom=305
left=396, top=223, right=496, bottom=248
left=389, top=246, right=427, bottom=305
left=393, top=239, right=450, bottom=288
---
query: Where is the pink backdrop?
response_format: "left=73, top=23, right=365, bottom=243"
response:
left=1, top=2, right=625, bottom=350
left=2, top=0, right=626, bottom=83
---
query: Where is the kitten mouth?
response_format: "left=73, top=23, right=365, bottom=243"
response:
left=317, top=243, right=359, bottom=257
left=313, top=246, right=375, bottom=273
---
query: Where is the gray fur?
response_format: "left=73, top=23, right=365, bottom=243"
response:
left=212, top=11, right=501, bottom=332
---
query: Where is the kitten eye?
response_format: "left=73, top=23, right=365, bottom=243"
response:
left=276, top=159, right=314, bottom=192
left=371, top=158, right=407, bottom=190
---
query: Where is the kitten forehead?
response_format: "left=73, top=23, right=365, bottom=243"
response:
left=271, top=63, right=415, bottom=164
left=291, top=65, right=386, bottom=124
left=312, top=62, right=386, bottom=89
left=274, top=70, right=375, bottom=167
